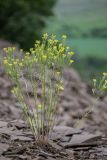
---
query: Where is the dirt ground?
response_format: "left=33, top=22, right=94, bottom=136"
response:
left=0, top=40, right=107, bottom=160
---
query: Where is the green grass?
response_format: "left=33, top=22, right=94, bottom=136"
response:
left=67, top=38, right=107, bottom=59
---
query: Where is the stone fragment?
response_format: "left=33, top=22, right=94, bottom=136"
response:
left=0, top=121, right=8, bottom=128
left=0, top=143, right=9, bottom=155
left=69, top=132, right=101, bottom=145
left=53, top=126, right=81, bottom=136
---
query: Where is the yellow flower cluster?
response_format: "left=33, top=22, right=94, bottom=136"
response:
left=93, top=72, right=107, bottom=92
left=3, top=48, right=23, bottom=68
left=2, top=33, right=75, bottom=86
left=37, top=104, right=43, bottom=109
left=103, top=72, right=107, bottom=76
left=56, top=84, right=64, bottom=91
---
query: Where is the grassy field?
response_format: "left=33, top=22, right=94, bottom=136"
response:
left=45, top=0, right=107, bottom=61
left=67, top=38, right=107, bottom=59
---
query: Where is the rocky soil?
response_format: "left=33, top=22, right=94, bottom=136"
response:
left=58, top=69, right=107, bottom=133
left=0, top=40, right=107, bottom=160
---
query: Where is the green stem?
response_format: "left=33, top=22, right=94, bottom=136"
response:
left=42, top=64, right=46, bottom=139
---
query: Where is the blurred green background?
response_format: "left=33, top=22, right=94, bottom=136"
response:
left=0, top=0, right=107, bottom=80
left=44, top=0, right=107, bottom=80
left=0, top=0, right=57, bottom=49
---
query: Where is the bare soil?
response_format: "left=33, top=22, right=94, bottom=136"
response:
left=0, top=41, right=107, bottom=160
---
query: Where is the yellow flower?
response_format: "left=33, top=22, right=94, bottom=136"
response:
left=12, top=47, right=15, bottom=51
left=66, top=46, right=70, bottom=50
left=68, top=52, right=74, bottom=56
left=105, top=80, right=107, bottom=85
left=69, top=60, right=74, bottom=64
left=53, top=46, right=57, bottom=50
left=62, top=35, right=67, bottom=39
left=13, top=61, right=17, bottom=65
left=3, top=48, right=7, bottom=52
left=60, top=47, right=65, bottom=52
left=19, top=63, right=23, bottom=67
left=9, top=63, right=12, bottom=66
left=3, top=59, right=8, bottom=64
left=32, top=51, right=35, bottom=54
left=54, top=40, right=58, bottom=43
left=56, top=84, right=64, bottom=91
left=37, top=104, right=43, bottom=109
left=42, top=55, right=47, bottom=60
left=11, top=89, right=15, bottom=94
left=43, top=33, right=48, bottom=39
left=26, top=52, right=30, bottom=56
left=35, top=40, right=40, bottom=44
left=20, top=49, right=23, bottom=52
left=48, top=39, right=53, bottom=45
left=16, top=59, right=19, bottom=62
left=59, top=86, right=64, bottom=90
left=56, top=71, right=60, bottom=75
left=63, top=54, right=66, bottom=58
left=103, top=72, right=107, bottom=76
left=93, top=79, right=96, bottom=82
